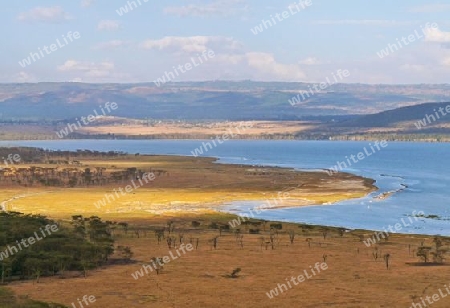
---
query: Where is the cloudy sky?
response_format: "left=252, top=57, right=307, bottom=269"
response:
left=2, top=0, right=450, bottom=84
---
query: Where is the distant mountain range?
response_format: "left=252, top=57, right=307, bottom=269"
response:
left=1, top=82, right=450, bottom=121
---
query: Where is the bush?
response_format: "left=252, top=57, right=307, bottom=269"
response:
left=0, top=212, right=115, bottom=283
left=209, top=222, right=219, bottom=229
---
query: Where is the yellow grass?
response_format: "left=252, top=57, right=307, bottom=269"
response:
left=76, top=120, right=315, bottom=137
left=2, top=188, right=366, bottom=220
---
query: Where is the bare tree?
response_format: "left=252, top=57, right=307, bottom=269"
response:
left=166, top=236, right=177, bottom=249
left=306, top=238, right=312, bottom=248
left=151, top=257, right=165, bottom=275
left=322, top=229, right=328, bottom=240
left=372, top=247, right=380, bottom=261
left=167, top=221, right=175, bottom=234
left=209, top=237, right=218, bottom=250
left=383, top=253, right=390, bottom=269
left=155, top=229, right=165, bottom=245
left=189, top=237, right=200, bottom=250
left=288, top=230, right=296, bottom=244
left=178, top=233, right=184, bottom=244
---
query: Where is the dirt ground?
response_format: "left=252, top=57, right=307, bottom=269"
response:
left=7, top=216, right=450, bottom=308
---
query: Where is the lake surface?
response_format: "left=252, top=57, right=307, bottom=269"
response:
left=1, top=139, right=449, bottom=235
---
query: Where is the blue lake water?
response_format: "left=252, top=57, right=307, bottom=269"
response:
left=1, top=139, right=449, bottom=235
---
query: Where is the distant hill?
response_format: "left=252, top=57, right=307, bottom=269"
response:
left=336, top=102, right=450, bottom=128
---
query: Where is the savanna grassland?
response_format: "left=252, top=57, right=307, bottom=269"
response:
left=6, top=215, right=450, bottom=308
left=1, top=148, right=449, bottom=308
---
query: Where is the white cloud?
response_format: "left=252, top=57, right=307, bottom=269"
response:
left=15, top=72, right=36, bottom=83
left=57, top=60, right=115, bottom=77
left=164, top=0, right=247, bottom=17
left=442, top=57, right=450, bottom=66
left=215, top=54, right=245, bottom=65
left=298, top=57, right=321, bottom=65
left=18, top=6, right=71, bottom=23
left=93, top=40, right=130, bottom=50
left=97, top=20, right=121, bottom=31
left=312, top=20, right=413, bottom=26
left=204, top=52, right=306, bottom=81
left=245, top=52, right=305, bottom=80
left=399, top=64, right=426, bottom=72
left=408, top=4, right=450, bottom=13
left=56, top=60, right=133, bottom=82
left=141, top=36, right=241, bottom=53
left=81, top=0, right=94, bottom=8
left=425, top=27, right=450, bottom=43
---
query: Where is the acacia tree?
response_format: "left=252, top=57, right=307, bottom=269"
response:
left=24, top=258, right=48, bottom=283
left=417, top=246, right=432, bottom=263
left=0, top=257, right=12, bottom=284
left=79, top=244, right=97, bottom=278
left=54, top=254, right=71, bottom=275
left=431, top=237, right=447, bottom=263
left=117, top=246, right=133, bottom=261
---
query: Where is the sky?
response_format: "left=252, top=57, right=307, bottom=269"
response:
left=1, top=0, right=450, bottom=84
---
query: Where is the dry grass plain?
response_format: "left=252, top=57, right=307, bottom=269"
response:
left=7, top=216, right=450, bottom=308
left=1, top=154, right=448, bottom=307
left=76, top=120, right=314, bottom=137
left=0, top=120, right=316, bottom=140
